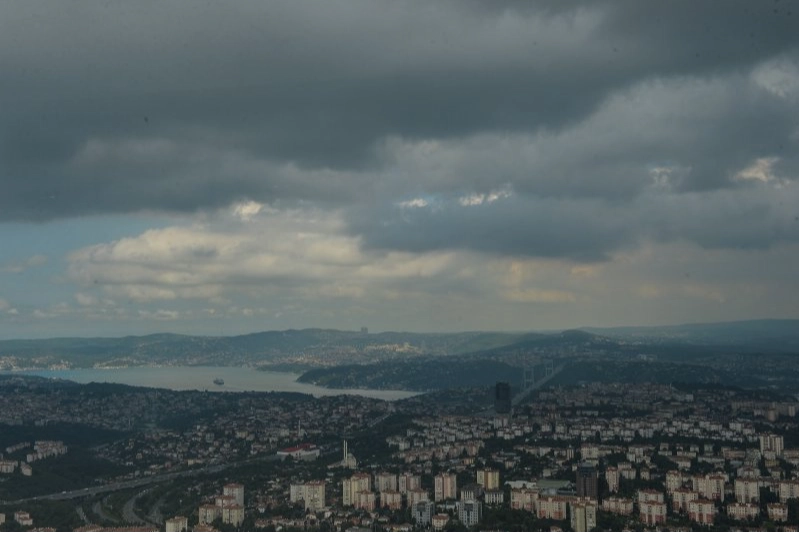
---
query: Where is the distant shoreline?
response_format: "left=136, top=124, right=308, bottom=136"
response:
left=3, top=365, right=419, bottom=401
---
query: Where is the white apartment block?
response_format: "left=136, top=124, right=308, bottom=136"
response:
left=602, top=497, right=633, bottom=515
left=759, top=434, right=784, bottom=457
left=735, top=477, right=765, bottom=503
left=477, top=468, right=500, bottom=490
left=671, top=488, right=698, bottom=513
left=407, top=488, right=430, bottom=507
left=375, top=472, right=398, bottom=492
left=457, top=500, right=482, bottom=528
left=768, top=503, right=788, bottom=522
left=639, top=501, right=667, bottom=526
left=727, top=502, right=759, bottom=521
left=637, top=489, right=664, bottom=504
left=221, top=504, right=244, bottom=527
left=198, top=504, right=219, bottom=525
left=484, top=489, right=504, bottom=505
left=14, top=511, right=33, bottom=527
left=431, top=513, right=450, bottom=531
left=779, top=479, right=799, bottom=503
left=434, top=472, right=457, bottom=501
left=413, top=500, right=435, bottom=526
left=164, top=516, right=189, bottom=533
left=537, top=496, right=568, bottom=520
left=304, top=480, right=326, bottom=511
left=342, top=473, right=371, bottom=506
left=692, top=473, right=726, bottom=500
left=688, top=499, right=715, bottom=526
left=223, top=483, right=244, bottom=507
left=355, top=490, right=376, bottom=512
left=399, top=472, right=421, bottom=494
left=570, top=499, right=597, bottom=532
left=510, top=487, right=538, bottom=512
left=380, top=489, right=402, bottom=510
left=605, top=467, right=619, bottom=493
left=665, top=470, right=684, bottom=493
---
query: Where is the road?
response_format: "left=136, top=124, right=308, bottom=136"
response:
left=75, top=504, right=89, bottom=525
left=92, top=496, right=119, bottom=524
left=146, top=492, right=166, bottom=525
left=3, top=454, right=281, bottom=505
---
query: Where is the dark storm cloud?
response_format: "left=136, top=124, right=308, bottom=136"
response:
left=353, top=196, right=636, bottom=261
left=354, top=182, right=799, bottom=260
left=1, top=0, right=798, bottom=262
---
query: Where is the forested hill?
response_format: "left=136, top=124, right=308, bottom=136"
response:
left=0, top=329, right=524, bottom=369
left=1, top=319, right=797, bottom=371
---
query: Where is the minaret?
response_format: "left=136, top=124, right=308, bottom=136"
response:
left=343, top=440, right=348, bottom=465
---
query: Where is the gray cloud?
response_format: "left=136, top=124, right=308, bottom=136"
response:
left=0, top=0, right=798, bottom=264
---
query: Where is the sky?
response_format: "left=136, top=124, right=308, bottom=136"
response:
left=1, top=1, right=799, bottom=338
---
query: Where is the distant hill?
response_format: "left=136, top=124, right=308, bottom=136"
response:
left=582, top=319, right=799, bottom=351
left=0, top=328, right=525, bottom=369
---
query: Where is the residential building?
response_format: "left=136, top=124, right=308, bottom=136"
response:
left=459, top=483, right=483, bottom=502
left=14, top=511, right=32, bottom=527
left=198, top=504, right=219, bottom=525
left=639, top=501, right=667, bottom=526
left=434, top=472, right=457, bottom=501
left=304, top=480, right=326, bottom=511
left=605, top=466, right=619, bottom=493
left=601, top=497, right=632, bottom=515
left=735, top=477, right=763, bottom=504
left=413, top=500, right=435, bottom=526
left=407, top=488, right=429, bottom=507
left=221, top=503, right=244, bottom=527
left=727, top=502, right=759, bottom=521
left=457, top=500, right=482, bottom=527
left=688, top=499, right=715, bottom=526
left=495, top=382, right=511, bottom=414
left=165, top=516, right=188, bottom=532
left=693, top=473, right=726, bottom=500
left=375, top=472, right=398, bottom=492
left=665, top=470, right=684, bottom=493
left=538, top=496, right=568, bottom=520
left=484, top=488, right=504, bottom=505
left=399, top=472, right=421, bottom=494
left=779, top=479, right=799, bottom=503
left=671, top=488, right=698, bottom=513
left=355, top=490, right=376, bottom=512
left=431, top=514, right=450, bottom=531
left=768, top=503, right=788, bottom=522
left=759, top=434, right=784, bottom=457
left=570, top=499, right=597, bottom=532
left=510, top=487, right=538, bottom=512
left=342, top=473, right=371, bottom=506
left=223, top=483, right=244, bottom=507
left=576, top=463, right=598, bottom=501
left=637, top=489, right=664, bottom=504
left=380, top=489, right=402, bottom=510
left=477, top=468, right=500, bottom=490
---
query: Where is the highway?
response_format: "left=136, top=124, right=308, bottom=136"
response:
left=3, top=454, right=280, bottom=506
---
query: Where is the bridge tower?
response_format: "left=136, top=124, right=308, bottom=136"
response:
left=523, top=367, right=536, bottom=389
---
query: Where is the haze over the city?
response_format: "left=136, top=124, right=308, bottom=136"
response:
left=1, top=1, right=799, bottom=338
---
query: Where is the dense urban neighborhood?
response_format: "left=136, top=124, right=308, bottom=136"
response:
left=2, top=368, right=799, bottom=531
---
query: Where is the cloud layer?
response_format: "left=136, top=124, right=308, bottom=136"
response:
left=1, top=1, right=798, bottom=334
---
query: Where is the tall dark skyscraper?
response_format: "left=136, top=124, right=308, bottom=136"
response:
left=576, top=463, right=599, bottom=501
left=494, top=382, right=511, bottom=414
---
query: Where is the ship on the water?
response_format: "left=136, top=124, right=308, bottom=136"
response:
left=213, top=378, right=224, bottom=386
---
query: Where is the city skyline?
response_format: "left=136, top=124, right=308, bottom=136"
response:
left=1, top=1, right=798, bottom=338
